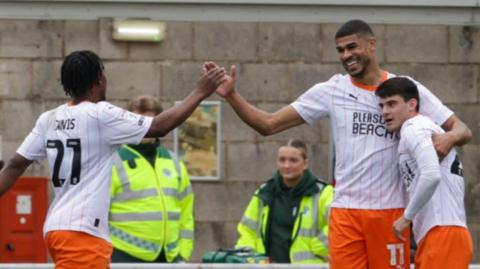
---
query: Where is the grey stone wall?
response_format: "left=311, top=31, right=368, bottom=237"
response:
left=0, top=19, right=478, bottom=262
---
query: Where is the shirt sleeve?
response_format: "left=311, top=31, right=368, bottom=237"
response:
left=402, top=123, right=442, bottom=220
left=96, top=102, right=153, bottom=145
left=290, top=75, right=337, bottom=125
left=17, top=112, right=48, bottom=161
left=406, top=77, right=454, bottom=126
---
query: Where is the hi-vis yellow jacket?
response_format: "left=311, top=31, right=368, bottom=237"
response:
left=236, top=178, right=333, bottom=264
left=109, top=145, right=194, bottom=262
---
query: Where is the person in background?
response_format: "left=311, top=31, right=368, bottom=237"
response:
left=109, top=95, right=194, bottom=263
left=235, top=139, right=333, bottom=264
left=376, top=77, right=472, bottom=269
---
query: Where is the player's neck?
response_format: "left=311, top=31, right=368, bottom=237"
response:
left=354, top=68, right=385, bottom=86
left=71, top=96, right=89, bottom=105
left=71, top=90, right=101, bottom=105
left=399, top=113, right=420, bottom=134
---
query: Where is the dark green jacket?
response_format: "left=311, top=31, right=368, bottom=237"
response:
left=236, top=169, right=334, bottom=264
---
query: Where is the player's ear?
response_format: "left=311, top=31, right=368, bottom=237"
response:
left=97, top=73, right=106, bottom=85
left=367, top=36, right=376, bottom=52
left=407, top=99, right=417, bottom=112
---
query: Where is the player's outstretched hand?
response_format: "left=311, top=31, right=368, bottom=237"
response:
left=392, top=216, right=411, bottom=241
left=202, top=62, right=237, bottom=99
left=196, top=62, right=226, bottom=98
left=216, top=65, right=236, bottom=99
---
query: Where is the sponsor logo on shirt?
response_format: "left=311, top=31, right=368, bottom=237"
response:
left=348, top=93, right=358, bottom=100
left=352, top=112, right=396, bottom=139
left=138, top=116, right=145, bottom=126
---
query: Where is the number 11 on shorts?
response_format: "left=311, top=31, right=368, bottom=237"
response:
left=386, top=243, right=405, bottom=268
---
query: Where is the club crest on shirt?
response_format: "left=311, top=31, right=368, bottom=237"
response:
left=138, top=116, right=145, bottom=126
left=399, top=153, right=416, bottom=188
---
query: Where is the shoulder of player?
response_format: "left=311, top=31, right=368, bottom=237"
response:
left=93, top=101, right=125, bottom=117
left=95, top=101, right=116, bottom=110
left=393, top=75, right=432, bottom=93
left=38, top=105, right=65, bottom=123
left=303, top=73, right=346, bottom=95
left=401, top=115, right=434, bottom=139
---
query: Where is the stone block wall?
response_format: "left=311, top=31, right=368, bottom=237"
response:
left=0, top=19, right=478, bottom=262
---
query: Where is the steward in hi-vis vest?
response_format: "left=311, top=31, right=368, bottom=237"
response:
left=109, top=143, right=194, bottom=263
left=235, top=139, right=333, bottom=264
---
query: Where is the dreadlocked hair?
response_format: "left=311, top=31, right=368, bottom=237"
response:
left=61, top=50, right=104, bottom=98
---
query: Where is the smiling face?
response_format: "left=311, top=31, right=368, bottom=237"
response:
left=335, top=33, right=376, bottom=79
left=276, top=146, right=308, bottom=187
left=379, top=95, right=418, bottom=132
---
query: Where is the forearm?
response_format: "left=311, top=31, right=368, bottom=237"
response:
left=0, top=169, right=20, bottom=197
left=447, top=121, right=471, bottom=146
left=442, top=116, right=472, bottom=147
left=0, top=155, right=32, bottom=197
left=146, top=90, right=206, bottom=138
left=311, top=235, right=329, bottom=258
left=226, top=91, right=304, bottom=136
left=404, top=168, right=441, bottom=220
left=235, top=227, right=259, bottom=251
left=226, top=91, right=276, bottom=135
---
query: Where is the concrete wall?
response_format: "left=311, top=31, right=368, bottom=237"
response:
left=0, top=19, right=478, bottom=262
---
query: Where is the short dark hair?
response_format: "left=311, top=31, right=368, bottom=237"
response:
left=283, top=139, right=308, bottom=159
left=61, top=50, right=104, bottom=98
left=376, top=77, right=420, bottom=111
left=335, top=19, right=374, bottom=39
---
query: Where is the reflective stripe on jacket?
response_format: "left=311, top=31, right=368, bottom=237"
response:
left=109, top=145, right=194, bottom=262
left=236, top=182, right=333, bottom=264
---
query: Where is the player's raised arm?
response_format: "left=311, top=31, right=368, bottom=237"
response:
left=209, top=63, right=305, bottom=136
left=0, top=154, right=32, bottom=197
left=145, top=64, right=225, bottom=138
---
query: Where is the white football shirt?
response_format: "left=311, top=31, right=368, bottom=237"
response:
left=17, top=101, right=153, bottom=242
left=291, top=72, right=453, bottom=209
left=399, top=114, right=466, bottom=243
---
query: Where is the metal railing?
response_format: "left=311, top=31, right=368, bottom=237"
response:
left=1, top=264, right=480, bottom=269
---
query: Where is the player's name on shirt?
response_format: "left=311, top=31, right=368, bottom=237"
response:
left=54, top=118, right=76, bottom=131
left=352, top=111, right=396, bottom=140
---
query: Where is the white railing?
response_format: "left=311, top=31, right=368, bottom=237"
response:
left=1, top=264, right=480, bottom=269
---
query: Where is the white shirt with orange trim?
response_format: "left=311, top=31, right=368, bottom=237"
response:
left=290, top=73, right=453, bottom=209
left=17, top=101, right=153, bottom=242
left=399, top=114, right=466, bottom=243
